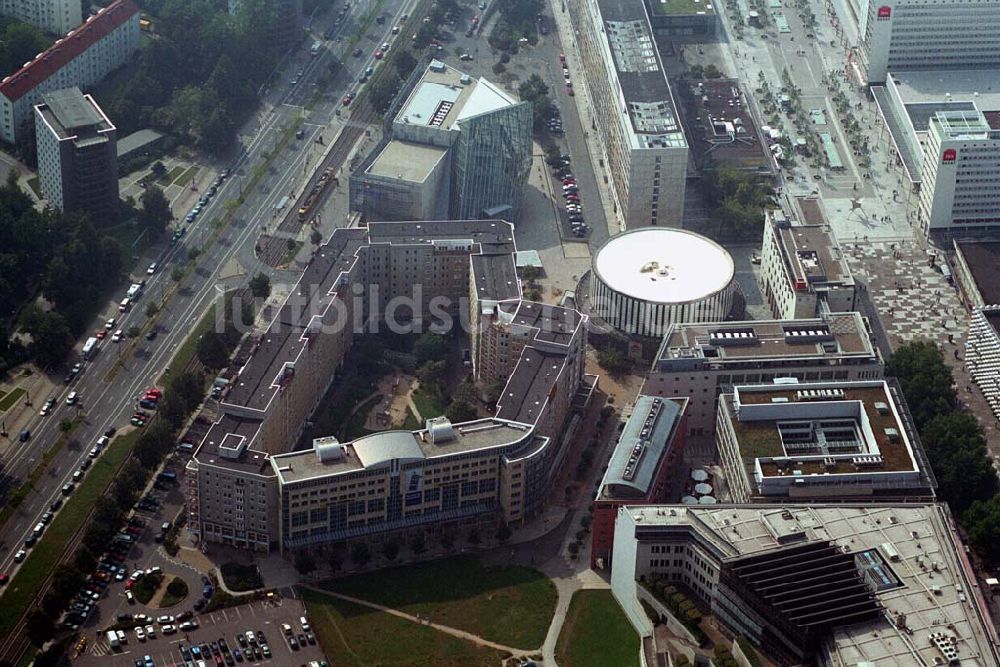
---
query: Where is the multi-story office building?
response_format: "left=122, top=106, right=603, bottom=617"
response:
left=857, top=0, right=1000, bottom=84
left=717, top=379, right=935, bottom=502
left=759, top=209, right=856, bottom=319
left=917, top=109, right=1000, bottom=235
left=0, top=0, right=139, bottom=143
left=872, top=69, right=1000, bottom=235
left=643, top=0, right=717, bottom=38
left=1, top=0, right=80, bottom=34
left=351, top=60, right=532, bottom=223
left=272, top=418, right=552, bottom=551
left=952, top=239, right=1000, bottom=310
left=591, top=395, right=687, bottom=567
left=188, top=220, right=589, bottom=553
left=610, top=504, right=1000, bottom=666
left=34, top=87, right=118, bottom=220
left=571, top=0, right=688, bottom=229
left=645, top=313, right=883, bottom=437
left=966, top=307, right=1000, bottom=423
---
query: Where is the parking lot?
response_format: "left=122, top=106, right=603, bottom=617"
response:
left=77, top=594, right=327, bottom=666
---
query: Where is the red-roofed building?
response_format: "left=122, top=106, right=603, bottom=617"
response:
left=0, top=0, right=139, bottom=143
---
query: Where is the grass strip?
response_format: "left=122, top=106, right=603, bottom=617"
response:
left=555, top=590, right=640, bottom=667
left=0, top=387, right=26, bottom=412
left=0, top=428, right=140, bottom=642
left=175, top=165, right=199, bottom=187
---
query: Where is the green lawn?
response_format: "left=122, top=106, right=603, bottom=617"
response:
left=411, top=389, right=445, bottom=420
left=160, top=577, right=189, bottom=607
left=157, top=165, right=185, bottom=185
left=324, top=555, right=556, bottom=649
left=0, top=428, right=140, bottom=642
left=648, top=0, right=715, bottom=14
left=555, top=590, right=640, bottom=667
left=302, top=588, right=505, bottom=667
left=175, top=165, right=199, bottom=187
left=0, top=387, right=26, bottom=412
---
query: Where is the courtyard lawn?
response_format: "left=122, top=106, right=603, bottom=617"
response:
left=555, top=590, right=640, bottom=667
left=0, top=387, right=26, bottom=412
left=410, top=388, right=445, bottom=420
left=323, top=555, right=556, bottom=649
left=303, top=588, right=505, bottom=667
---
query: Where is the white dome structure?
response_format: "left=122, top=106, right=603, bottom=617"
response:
left=590, top=228, right=736, bottom=337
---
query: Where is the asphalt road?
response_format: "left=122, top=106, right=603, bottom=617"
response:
left=0, top=0, right=419, bottom=581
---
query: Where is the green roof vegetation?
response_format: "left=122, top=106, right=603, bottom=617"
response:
left=648, top=0, right=716, bottom=15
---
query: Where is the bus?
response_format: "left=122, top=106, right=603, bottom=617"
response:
left=310, top=40, right=322, bottom=56
left=275, top=195, right=290, bottom=213
left=81, top=337, right=98, bottom=360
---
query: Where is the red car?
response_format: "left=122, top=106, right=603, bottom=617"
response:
left=562, top=179, right=576, bottom=186
left=342, top=93, right=354, bottom=106
left=566, top=84, right=574, bottom=96
left=559, top=52, right=566, bottom=63
left=125, top=579, right=135, bottom=590
left=95, top=329, right=107, bottom=340
left=0, top=574, right=9, bottom=585
left=145, top=388, right=162, bottom=399
left=374, top=49, right=384, bottom=59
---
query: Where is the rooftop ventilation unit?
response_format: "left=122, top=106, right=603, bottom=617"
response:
left=874, top=401, right=890, bottom=415
left=313, top=436, right=343, bottom=462
left=795, top=388, right=846, bottom=401
left=883, top=427, right=900, bottom=442
left=426, top=416, right=456, bottom=443
left=429, top=60, right=446, bottom=72
left=852, top=455, right=884, bottom=468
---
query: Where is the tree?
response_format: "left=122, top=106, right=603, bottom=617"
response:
left=492, top=62, right=506, bottom=75
left=410, top=533, right=427, bottom=555
left=370, top=71, right=403, bottom=114
left=22, top=307, right=72, bottom=368
left=73, top=546, right=97, bottom=574
left=146, top=302, right=159, bottom=318
left=446, top=400, right=477, bottom=423
left=921, top=413, right=997, bottom=515
left=517, top=74, right=552, bottom=128
left=468, top=528, right=481, bottom=545
left=140, top=185, right=173, bottom=234
left=416, top=360, right=447, bottom=392
left=597, top=346, right=631, bottom=375
left=520, top=265, right=541, bottom=284
left=382, top=539, right=400, bottom=562
left=964, top=495, right=1000, bottom=568
left=350, top=542, right=371, bottom=568
left=171, top=266, right=185, bottom=282
left=250, top=272, right=271, bottom=299
left=886, top=341, right=956, bottom=430
left=51, top=563, right=84, bottom=602
left=127, top=325, right=141, bottom=338
left=294, top=551, right=316, bottom=574
left=439, top=530, right=455, bottom=550
left=26, top=610, right=55, bottom=646
left=393, top=50, right=417, bottom=78
left=703, top=64, right=724, bottom=78
left=496, top=523, right=512, bottom=543
left=327, top=549, right=343, bottom=573
left=414, top=332, right=448, bottom=365
left=197, top=332, right=231, bottom=370
left=310, top=229, right=322, bottom=246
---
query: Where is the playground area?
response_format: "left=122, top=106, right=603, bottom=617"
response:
left=362, top=372, right=421, bottom=431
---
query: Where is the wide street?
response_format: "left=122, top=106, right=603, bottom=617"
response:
left=0, top=0, right=419, bottom=582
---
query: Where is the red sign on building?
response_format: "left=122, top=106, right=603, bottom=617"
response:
left=877, top=5, right=892, bottom=19
left=942, top=148, right=957, bottom=163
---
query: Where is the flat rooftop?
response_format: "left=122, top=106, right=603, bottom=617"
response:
left=596, top=0, right=686, bottom=149
left=657, top=313, right=875, bottom=365
left=366, top=140, right=448, bottom=183
left=776, top=223, right=853, bottom=287
left=724, top=380, right=921, bottom=476
left=395, top=60, right=519, bottom=131
left=471, top=253, right=520, bottom=302
left=623, top=504, right=999, bottom=667
left=889, top=69, right=1000, bottom=120
left=368, top=219, right=516, bottom=255
left=648, top=0, right=715, bottom=15
left=955, top=241, right=1000, bottom=306
left=496, top=346, right=569, bottom=425
left=679, top=79, right=767, bottom=171
left=36, top=87, right=114, bottom=140
left=598, top=396, right=686, bottom=500
left=196, top=414, right=273, bottom=476
left=508, top=301, right=584, bottom=346
left=271, top=418, right=536, bottom=483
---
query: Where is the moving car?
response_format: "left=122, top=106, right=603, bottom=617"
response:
left=39, top=398, right=56, bottom=417
left=147, top=262, right=157, bottom=275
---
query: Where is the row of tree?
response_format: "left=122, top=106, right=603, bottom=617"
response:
left=26, top=370, right=205, bottom=648
left=101, top=0, right=286, bottom=156
left=698, top=168, right=777, bottom=241
left=487, top=0, right=543, bottom=54
left=886, top=341, right=1000, bottom=566
left=0, top=174, right=127, bottom=371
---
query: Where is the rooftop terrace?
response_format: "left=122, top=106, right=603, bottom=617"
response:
left=648, top=0, right=715, bottom=17
left=776, top=224, right=852, bottom=287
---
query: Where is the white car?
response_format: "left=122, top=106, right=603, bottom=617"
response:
left=105, top=318, right=116, bottom=330
left=300, top=616, right=310, bottom=632
left=13, top=549, right=26, bottom=562
left=134, top=626, right=145, bottom=641
left=145, top=624, right=156, bottom=638
left=126, top=590, right=135, bottom=603
left=147, top=262, right=157, bottom=275
left=111, top=329, right=123, bottom=343
left=130, top=570, right=144, bottom=581
left=162, top=624, right=176, bottom=634
left=65, top=391, right=78, bottom=405
left=381, top=41, right=390, bottom=51
left=156, top=615, right=174, bottom=624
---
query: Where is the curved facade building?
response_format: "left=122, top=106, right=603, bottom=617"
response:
left=590, top=228, right=736, bottom=337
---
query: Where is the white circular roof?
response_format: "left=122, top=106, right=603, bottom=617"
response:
left=593, top=229, right=734, bottom=304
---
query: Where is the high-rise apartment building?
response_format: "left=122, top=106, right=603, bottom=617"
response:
left=351, top=61, right=532, bottom=223
left=1, top=0, right=80, bottom=34
left=570, top=0, right=688, bottom=229
left=858, top=0, right=1000, bottom=83
left=34, top=87, right=118, bottom=220
left=0, top=0, right=139, bottom=143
